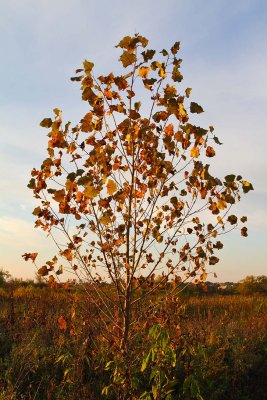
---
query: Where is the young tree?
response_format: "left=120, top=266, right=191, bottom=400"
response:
left=23, top=34, right=252, bottom=351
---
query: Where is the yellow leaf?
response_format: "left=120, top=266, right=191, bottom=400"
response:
left=159, top=67, right=167, bottom=78
left=100, top=214, right=111, bottom=225
left=84, top=183, right=99, bottom=199
left=107, top=179, right=117, bottom=195
left=190, top=146, right=199, bottom=158
left=138, top=66, right=150, bottom=79
left=217, top=216, right=223, bottom=224
left=217, top=199, right=227, bottom=210
left=178, top=103, right=186, bottom=117
left=200, top=272, right=207, bottom=281
left=185, top=88, right=192, bottom=98
left=53, top=108, right=62, bottom=118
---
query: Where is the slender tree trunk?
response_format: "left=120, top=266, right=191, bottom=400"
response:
left=120, top=284, right=132, bottom=351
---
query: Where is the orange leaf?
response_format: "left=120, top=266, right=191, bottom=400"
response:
left=53, top=189, right=65, bottom=203
left=164, top=124, right=174, bottom=136
left=138, top=66, right=150, bottom=78
left=190, top=146, right=199, bottom=158
left=107, top=179, right=117, bottom=195
left=22, top=252, right=38, bottom=262
left=76, top=191, right=83, bottom=202
left=58, top=316, right=67, bottom=331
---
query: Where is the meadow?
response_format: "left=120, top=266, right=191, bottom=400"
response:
left=0, top=284, right=266, bottom=400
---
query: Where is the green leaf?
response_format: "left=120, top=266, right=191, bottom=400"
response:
left=141, top=350, right=152, bottom=372
left=190, top=102, right=204, bottom=114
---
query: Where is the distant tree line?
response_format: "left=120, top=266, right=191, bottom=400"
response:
left=0, top=268, right=266, bottom=296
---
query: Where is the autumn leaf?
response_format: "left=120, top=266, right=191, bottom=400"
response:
left=172, top=65, right=183, bottom=82
left=213, top=136, right=223, bottom=145
left=164, top=124, right=174, bottom=136
left=53, top=108, right=62, bottom=118
left=84, top=183, right=99, bottom=199
left=190, top=146, right=199, bottom=158
left=228, top=215, right=238, bottom=225
left=242, top=181, right=254, bottom=193
left=107, top=179, right=117, bottom=195
left=214, top=241, right=223, bottom=250
left=58, top=316, right=67, bottom=331
left=76, top=191, right=83, bottom=202
left=138, top=66, right=150, bottom=79
left=61, top=249, right=73, bottom=261
left=171, top=41, right=180, bottom=55
left=178, top=103, right=187, bottom=118
left=217, top=198, right=227, bottom=210
left=141, top=49, right=155, bottom=62
left=225, top=174, right=236, bottom=183
left=22, top=252, right=38, bottom=262
left=206, top=146, right=216, bottom=157
left=80, top=112, right=93, bottom=132
left=185, top=88, right=192, bottom=98
left=114, top=76, right=128, bottom=90
left=241, top=226, right=248, bottom=237
left=119, top=51, right=137, bottom=67
left=53, top=189, right=65, bottom=203
left=209, top=256, right=219, bottom=265
left=200, top=272, right=207, bottom=281
left=40, top=118, right=52, bottom=128
left=83, top=60, right=94, bottom=75
left=27, top=178, right=35, bottom=189
left=38, top=265, right=49, bottom=276
left=190, top=102, right=204, bottom=114
left=100, top=214, right=112, bottom=225
left=217, top=216, right=223, bottom=224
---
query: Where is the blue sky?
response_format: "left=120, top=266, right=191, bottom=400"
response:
left=0, top=0, right=266, bottom=281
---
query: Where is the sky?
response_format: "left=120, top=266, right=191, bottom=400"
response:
left=0, top=0, right=266, bottom=282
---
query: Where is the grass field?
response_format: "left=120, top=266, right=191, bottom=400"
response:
left=0, top=287, right=266, bottom=399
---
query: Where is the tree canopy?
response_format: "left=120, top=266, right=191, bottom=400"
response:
left=23, top=34, right=253, bottom=350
